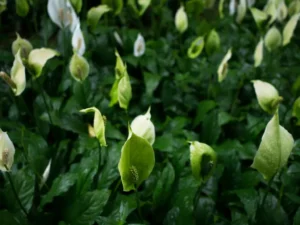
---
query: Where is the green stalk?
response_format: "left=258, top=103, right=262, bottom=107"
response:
left=93, top=141, right=103, bottom=189
left=135, top=188, right=143, bottom=221
left=4, top=166, right=28, bottom=217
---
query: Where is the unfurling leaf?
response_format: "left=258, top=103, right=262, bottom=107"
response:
left=131, top=107, right=155, bottom=145
left=28, top=48, right=59, bottom=78
left=264, top=26, right=282, bottom=52
left=11, top=33, right=33, bottom=58
left=175, top=5, right=188, bottom=33
left=80, top=107, right=107, bottom=147
left=189, top=141, right=217, bottom=182
left=102, top=0, right=123, bottom=15
left=205, top=29, right=220, bottom=55
left=292, top=97, right=300, bottom=126
left=118, top=131, right=155, bottom=192
left=187, top=36, right=205, bottom=59
left=0, top=129, right=15, bottom=171
left=252, top=80, right=283, bottom=114
left=282, top=13, right=300, bottom=46
left=110, top=51, right=132, bottom=110
left=254, top=38, right=264, bottom=67
left=250, top=8, right=268, bottom=29
left=217, top=48, right=232, bottom=83
left=251, top=111, right=294, bottom=180
left=87, top=5, right=111, bottom=30
left=69, top=53, right=89, bottom=82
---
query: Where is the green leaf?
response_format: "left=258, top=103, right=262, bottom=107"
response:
left=187, top=36, right=205, bottom=59
left=118, top=131, right=155, bottom=192
left=153, top=161, right=175, bottom=206
left=87, top=5, right=111, bottom=30
left=251, top=111, right=294, bottom=180
left=205, top=29, right=220, bottom=55
left=4, top=168, right=34, bottom=212
left=235, top=188, right=258, bottom=220
left=193, top=100, right=216, bottom=126
left=40, top=173, right=77, bottom=207
left=189, top=141, right=217, bottom=182
left=0, top=210, right=21, bottom=225
left=63, top=189, right=110, bottom=225
left=109, top=78, right=120, bottom=107
left=293, top=207, right=300, bottom=225
left=143, top=72, right=161, bottom=96
left=194, top=197, right=215, bottom=225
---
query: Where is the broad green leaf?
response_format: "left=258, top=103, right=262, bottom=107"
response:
left=292, top=97, right=300, bottom=125
left=217, top=48, right=232, bottom=83
left=118, top=72, right=132, bottom=110
left=143, top=72, right=161, bottom=96
left=4, top=168, right=34, bottom=212
left=251, top=111, right=294, bottom=180
left=87, top=5, right=111, bottom=30
left=189, top=141, right=217, bottom=182
left=250, top=8, right=268, bottom=29
left=193, top=100, right=217, bottom=126
left=282, top=13, right=300, bottom=46
left=187, top=36, right=205, bottom=59
left=118, top=131, right=155, bottom=192
left=205, top=29, right=220, bottom=55
left=63, top=190, right=110, bottom=225
left=40, top=173, right=77, bottom=207
left=0, top=211, right=20, bottom=225
left=294, top=207, right=300, bottom=225
left=153, top=161, right=175, bottom=206
left=10, top=49, right=26, bottom=96
left=264, top=26, right=282, bottom=52
left=28, top=48, right=59, bottom=78
left=194, top=197, right=215, bottom=225
left=175, top=5, right=188, bottom=33
left=252, top=80, right=282, bottom=114
left=69, top=53, right=89, bottom=82
left=254, top=38, right=264, bottom=67
left=80, top=107, right=107, bottom=146
left=235, top=188, right=258, bottom=220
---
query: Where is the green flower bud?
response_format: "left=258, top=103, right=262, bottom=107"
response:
left=217, top=48, right=232, bottom=83
left=254, top=38, right=264, bottom=67
left=80, top=107, right=107, bottom=146
left=131, top=107, right=155, bottom=145
left=236, top=0, right=247, bottom=24
left=70, top=0, right=82, bottom=13
left=0, top=129, right=15, bottom=171
left=69, top=53, right=90, bottom=82
left=264, top=26, right=282, bottom=52
left=292, top=97, right=300, bottom=125
left=252, top=80, right=283, bottom=114
left=10, top=49, right=26, bottom=96
left=187, top=36, right=205, bottom=59
left=118, top=129, right=155, bottom=191
left=175, top=5, right=188, bottom=33
left=205, top=29, right=220, bottom=55
left=28, top=48, right=59, bottom=78
left=189, top=141, right=217, bottom=182
left=12, top=33, right=33, bottom=59
left=87, top=5, right=111, bottom=30
left=16, top=0, right=29, bottom=17
left=283, top=13, right=300, bottom=46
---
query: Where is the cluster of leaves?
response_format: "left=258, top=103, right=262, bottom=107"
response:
left=0, top=0, right=300, bottom=225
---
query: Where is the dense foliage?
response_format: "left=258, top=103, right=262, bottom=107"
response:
left=1, top=0, right=300, bottom=225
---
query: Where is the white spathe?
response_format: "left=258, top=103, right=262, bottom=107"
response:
left=72, top=23, right=86, bottom=56
left=133, top=33, right=145, bottom=57
left=0, top=129, right=15, bottom=171
left=47, top=0, right=79, bottom=32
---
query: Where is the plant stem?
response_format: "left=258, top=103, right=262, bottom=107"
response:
left=4, top=167, right=28, bottom=217
left=261, top=175, right=274, bottom=207
left=34, top=78, right=53, bottom=125
left=93, top=141, right=103, bottom=189
left=135, top=189, right=143, bottom=221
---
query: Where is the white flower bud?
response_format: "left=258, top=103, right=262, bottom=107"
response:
left=0, top=129, right=15, bottom=171
left=131, top=107, right=155, bottom=145
left=133, top=33, right=145, bottom=57
left=72, top=23, right=86, bottom=56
